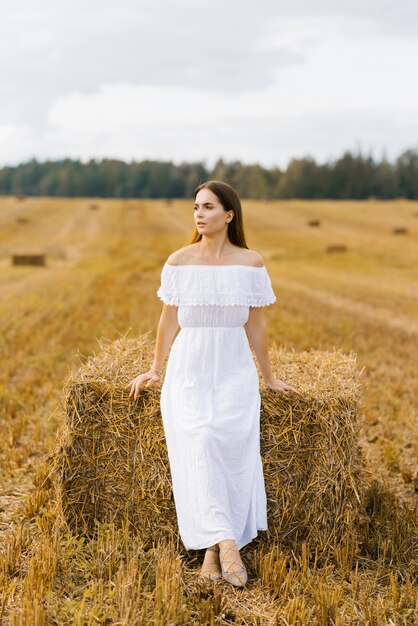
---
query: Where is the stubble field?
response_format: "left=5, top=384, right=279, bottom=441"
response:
left=0, top=196, right=417, bottom=624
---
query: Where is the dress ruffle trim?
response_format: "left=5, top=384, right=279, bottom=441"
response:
left=156, top=290, right=276, bottom=307
left=156, top=262, right=277, bottom=307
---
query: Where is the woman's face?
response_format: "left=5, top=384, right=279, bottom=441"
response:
left=193, top=188, right=233, bottom=235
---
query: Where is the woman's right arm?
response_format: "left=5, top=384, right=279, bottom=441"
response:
left=126, top=303, right=179, bottom=398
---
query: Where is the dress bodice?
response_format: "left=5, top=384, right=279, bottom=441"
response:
left=156, top=262, right=277, bottom=328
left=157, top=262, right=277, bottom=307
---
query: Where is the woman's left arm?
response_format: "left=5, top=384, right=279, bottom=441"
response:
left=245, top=307, right=299, bottom=394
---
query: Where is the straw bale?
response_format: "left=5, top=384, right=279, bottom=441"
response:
left=261, top=348, right=367, bottom=555
left=51, top=334, right=367, bottom=557
left=307, top=219, right=321, bottom=227
left=326, top=245, right=348, bottom=253
left=392, top=227, right=408, bottom=235
left=12, top=253, right=46, bottom=266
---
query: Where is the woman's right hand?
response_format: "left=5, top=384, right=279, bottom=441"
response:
left=125, top=370, right=161, bottom=399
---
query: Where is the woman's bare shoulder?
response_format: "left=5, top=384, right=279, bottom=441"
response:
left=166, top=245, right=198, bottom=266
left=241, top=249, right=264, bottom=267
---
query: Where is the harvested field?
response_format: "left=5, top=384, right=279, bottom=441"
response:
left=0, top=196, right=417, bottom=624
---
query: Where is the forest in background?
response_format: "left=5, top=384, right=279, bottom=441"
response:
left=1, top=147, right=418, bottom=199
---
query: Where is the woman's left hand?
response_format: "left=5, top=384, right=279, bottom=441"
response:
left=263, top=376, right=299, bottom=395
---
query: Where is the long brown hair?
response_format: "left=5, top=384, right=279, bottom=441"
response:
left=187, top=180, right=249, bottom=248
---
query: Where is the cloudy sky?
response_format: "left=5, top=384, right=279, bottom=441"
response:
left=1, top=0, right=418, bottom=169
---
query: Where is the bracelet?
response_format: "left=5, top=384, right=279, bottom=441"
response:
left=150, top=365, right=163, bottom=376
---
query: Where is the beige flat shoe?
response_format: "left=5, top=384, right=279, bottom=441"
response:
left=199, top=546, right=222, bottom=581
left=219, top=546, right=248, bottom=587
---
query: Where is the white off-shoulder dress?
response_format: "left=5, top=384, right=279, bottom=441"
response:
left=156, top=262, right=276, bottom=550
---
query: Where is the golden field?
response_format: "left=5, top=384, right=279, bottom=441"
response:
left=0, top=196, right=417, bottom=625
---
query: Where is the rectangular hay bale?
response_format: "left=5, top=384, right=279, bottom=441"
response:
left=12, top=253, right=46, bottom=266
left=51, top=336, right=367, bottom=560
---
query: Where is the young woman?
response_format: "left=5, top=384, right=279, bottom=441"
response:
left=126, top=180, right=297, bottom=587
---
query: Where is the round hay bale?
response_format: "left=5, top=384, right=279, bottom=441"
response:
left=307, top=219, right=321, bottom=227
left=50, top=334, right=367, bottom=558
left=89, top=203, right=100, bottom=210
left=392, top=227, right=408, bottom=235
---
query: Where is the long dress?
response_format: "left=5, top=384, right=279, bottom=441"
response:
left=157, top=262, right=277, bottom=550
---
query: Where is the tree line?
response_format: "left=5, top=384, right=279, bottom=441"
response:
left=0, top=148, right=417, bottom=199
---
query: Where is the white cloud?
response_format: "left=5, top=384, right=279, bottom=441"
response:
left=256, top=14, right=375, bottom=53
left=0, top=123, right=36, bottom=163
left=2, top=79, right=414, bottom=169
left=47, top=84, right=234, bottom=130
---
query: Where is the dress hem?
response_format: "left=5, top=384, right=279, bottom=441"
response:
left=183, top=527, right=268, bottom=551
